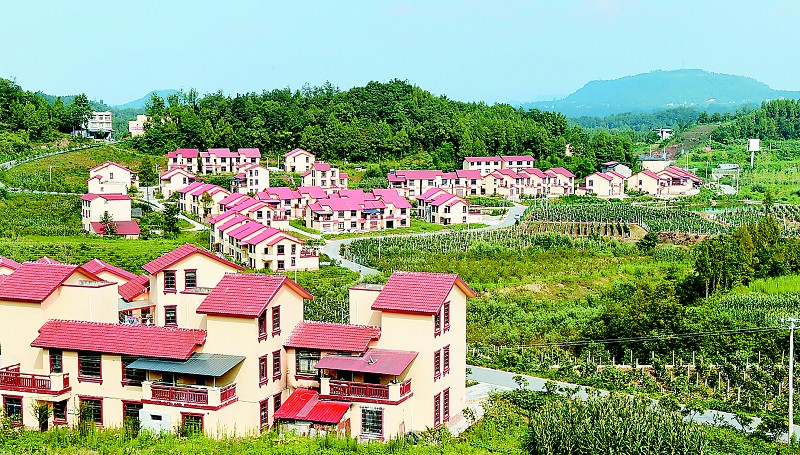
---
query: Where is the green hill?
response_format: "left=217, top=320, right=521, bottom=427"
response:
left=112, top=89, right=179, bottom=110
left=524, top=69, right=800, bottom=117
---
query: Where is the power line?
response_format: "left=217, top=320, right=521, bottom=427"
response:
left=469, top=326, right=782, bottom=350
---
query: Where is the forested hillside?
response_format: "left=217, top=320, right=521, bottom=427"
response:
left=0, top=78, right=91, bottom=155
left=712, top=99, right=800, bottom=143
left=133, top=80, right=636, bottom=175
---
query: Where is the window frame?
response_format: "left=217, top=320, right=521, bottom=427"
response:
left=434, top=393, right=441, bottom=428
left=271, top=306, right=281, bottom=335
left=443, top=388, right=450, bottom=422
left=181, top=412, right=204, bottom=435
left=3, top=395, right=22, bottom=425
left=443, top=302, right=450, bottom=332
left=273, top=392, right=282, bottom=413
left=53, top=399, right=68, bottom=424
left=259, top=399, right=269, bottom=431
left=443, top=345, right=450, bottom=376
left=434, top=312, right=441, bottom=337
left=258, top=312, right=268, bottom=341
left=164, top=305, right=178, bottom=326
left=121, top=356, right=146, bottom=386
left=78, top=351, right=103, bottom=383
left=295, top=350, right=321, bottom=378
left=163, top=270, right=177, bottom=292
left=434, top=350, right=441, bottom=381
left=79, top=396, right=103, bottom=426
left=258, top=355, right=269, bottom=386
left=360, top=406, right=383, bottom=438
left=122, top=401, right=143, bottom=424
left=49, top=349, right=63, bottom=373
left=184, top=269, right=197, bottom=290
left=272, top=350, right=282, bottom=380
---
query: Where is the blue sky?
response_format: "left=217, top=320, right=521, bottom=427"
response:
left=2, top=0, right=798, bottom=105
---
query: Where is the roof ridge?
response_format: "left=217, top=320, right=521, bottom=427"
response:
left=45, top=319, right=206, bottom=334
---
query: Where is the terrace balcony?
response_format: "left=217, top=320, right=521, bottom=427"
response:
left=143, top=381, right=237, bottom=409
left=300, top=250, right=318, bottom=258
left=0, top=364, right=71, bottom=396
left=320, top=377, right=411, bottom=403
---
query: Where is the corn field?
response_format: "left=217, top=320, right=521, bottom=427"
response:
left=713, top=293, right=800, bottom=327
left=524, top=395, right=708, bottom=455
left=706, top=205, right=800, bottom=236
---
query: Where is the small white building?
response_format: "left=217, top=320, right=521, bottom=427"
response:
left=283, top=148, right=316, bottom=173
left=80, top=193, right=139, bottom=238
left=87, top=161, right=138, bottom=194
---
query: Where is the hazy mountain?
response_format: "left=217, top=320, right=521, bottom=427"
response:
left=521, top=69, right=800, bottom=117
left=112, top=89, right=180, bottom=110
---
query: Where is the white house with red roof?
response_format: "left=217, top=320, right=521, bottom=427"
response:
left=159, top=168, right=196, bottom=198
left=87, top=161, right=138, bottom=194
left=283, top=148, right=315, bottom=173
left=81, top=193, right=139, bottom=238
left=232, top=163, right=270, bottom=194
left=657, top=166, right=702, bottom=195
left=0, top=245, right=472, bottom=440
left=417, top=188, right=481, bottom=225
left=544, top=167, right=576, bottom=196
left=579, top=172, right=624, bottom=198
left=301, top=161, right=348, bottom=193
left=257, top=187, right=305, bottom=219
left=305, top=189, right=411, bottom=233
left=462, top=155, right=535, bottom=175
left=177, top=182, right=231, bottom=219
left=627, top=170, right=670, bottom=195
left=167, top=148, right=201, bottom=173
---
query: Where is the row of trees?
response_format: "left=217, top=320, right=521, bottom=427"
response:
left=712, top=99, right=800, bottom=142
left=132, top=80, right=637, bottom=176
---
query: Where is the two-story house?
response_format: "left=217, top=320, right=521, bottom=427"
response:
left=80, top=193, right=140, bottom=238
left=87, top=162, right=138, bottom=194
left=160, top=168, right=196, bottom=198
left=167, top=149, right=201, bottom=173
left=283, top=148, right=315, bottom=174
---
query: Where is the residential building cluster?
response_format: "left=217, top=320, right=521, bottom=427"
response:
left=167, top=148, right=263, bottom=175
left=417, top=188, right=482, bottom=226
left=284, top=149, right=349, bottom=193
left=305, top=189, right=412, bottom=234
left=82, top=161, right=140, bottom=238
left=579, top=161, right=703, bottom=198
left=0, top=245, right=473, bottom=440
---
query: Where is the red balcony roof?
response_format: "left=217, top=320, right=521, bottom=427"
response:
left=197, top=273, right=311, bottom=318
left=118, top=274, right=151, bottom=301
left=82, top=259, right=138, bottom=281
left=274, top=388, right=350, bottom=424
left=285, top=321, right=380, bottom=353
left=315, top=348, right=417, bottom=376
left=372, top=271, right=476, bottom=315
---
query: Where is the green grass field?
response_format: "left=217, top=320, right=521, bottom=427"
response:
left=0, top=144, right=166, bottom=193
left=323, top=219, right=488, bottom=240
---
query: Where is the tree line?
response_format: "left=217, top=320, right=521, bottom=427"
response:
left=711, top=99, right=800, bottom=142
left=132, top=80, right=636, bottom=176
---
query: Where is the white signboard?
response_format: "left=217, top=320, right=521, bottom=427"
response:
left=748, top=139, right=761, bottom=152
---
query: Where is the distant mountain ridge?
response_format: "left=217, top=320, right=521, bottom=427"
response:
left=522, top=69, right=800, bottom=117
left=113, top=89, right=179, bottom=110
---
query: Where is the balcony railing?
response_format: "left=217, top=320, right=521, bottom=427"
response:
left=323, top=378, right=412, bottom=402
left=144, top=381, right=237, bottom=408
left=0, top=364, right=70, bottom=394
left=300, top=250, right=319, bottom=258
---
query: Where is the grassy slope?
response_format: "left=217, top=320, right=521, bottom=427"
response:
left=0, top=144, right=166, bottom=193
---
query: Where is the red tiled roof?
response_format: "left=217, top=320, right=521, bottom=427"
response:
left=274, top=389, right=350, bottom=424
left=258, top=187, right=301, bottom=201
left=549, top=167, right=576, bottom=178
left=639, top=170, right=667, bottom=180
left=0, top=262, right=101, bottom=303
left=456, top=169, right=482, bottom=179
left=118, top=274, right=151, bottom=301
left=178, top=182, right=204, bottom=194
left=606, top=170, right=626, bottom=180
left=501, top=155, right=535, bottom=162
left=207, top=148, right=237, bottom=158
left=238, top=148, right=261, bottom=158
left=35, top=257, right=62, bottom=264
left=31, top=320, right=205, bottom=360
left=82, top=259, right=138, bottom=281
left=216, top=214, right=250, bottom=232
left=283, top=148, right=312, bottom=158
left=297, top=186, right=328, bottom=199
left=520, top=168, right=548, bottom=179
left=219, top=192, right=249, bottom=206
left=168, top=148, right=200, bottom=159
left=312, top=162, right=331, bottom=171
left=464, top=156, right=499, bottom=163
left=591, top=172, right=613, bottom=182
left=142, top=244, right=245, bottom=274
left=372, top=271, right=476, bottom=315
left=315, top=348, right=417, bottom=376
left=160, top=168, right=196, bottom=180
left=391, top=170, right=444, bottom=180
left=89, top=161, right=136, bottom=174
left=81, top=193, right=131, bottom=201
left=197, top=274, right=312, bottom=318
left=285, top=321, right=380, bottom=352
left=0, top=256, right=21, bottom=270
left=91, top=220, right=141, bottom=236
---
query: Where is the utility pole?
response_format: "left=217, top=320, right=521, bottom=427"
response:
left=788, top=317, right=797, bottom=442
left=49, top=165, right=54, bottom=185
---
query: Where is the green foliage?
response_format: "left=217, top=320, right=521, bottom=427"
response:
left=523, top=395, right=708, bottom=454
left=713, top=99, right=800, bottom=142
left=637, top=230, right=659, bottom=252
left=0, top=193, right=81, bottom=236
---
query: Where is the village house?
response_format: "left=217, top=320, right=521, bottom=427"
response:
left=80, top=193, right=140, bottom=238
left=626, top=170, right=669, bottom=195
left=232, top=163, right=271, bottom=194
left=482, top=169, right=523, bottom=199
left=387, top=170, right=444, bottom=199
left=256, top=187, right=305, bottom=219
left=177, top=182, right=231, bottom=219
left=167, top=148, right=201, bottom=174
left=200, top=148, right=262, bottom=175
left=301, top=162, right=348, bottom=193
left=657, top=166, right=702, bottom=195
left=579, top=172, right=624, bottom=198
left=305, top=189, right=411, bottom=234
left=0, top=245, right=469, bottom=439
left=461, top=155, right=535, bottom=175
left=417, top=189, right=481, bottom=225
left=283, top=148, right=316, bottom=174
left=128, top=114, right=149, bottom=137
left=544, top=168, right=576, bottom=196
left=87, top=161, right=138, bottom=194
left=209, top=217, right=318, bottom=271
left=159, top=168, right=197, bottom=198
left=213, top=193, right=290, bottom=230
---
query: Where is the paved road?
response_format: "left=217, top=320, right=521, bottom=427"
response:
left=137, top=187, right=207, bottom=232
left=324, top=203, right=528, bottom=276
left=467, top=365, right=800, bottom=443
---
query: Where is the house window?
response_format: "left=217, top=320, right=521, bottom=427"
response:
left=50, top=349, right=63, bottom=373
left=350, top=210, right=357, bottom=217
left=443, top=303, right=450, bottom=332
left=277, top=260, right=285, bottom=270
left=434, top=312, right=441, bottom=336
left=291, top=257, right=296, bottom=267
left=272, top=306, right=281, bottom=334
left=443, top=346, right=450, bottom=375
left=434, top=393, right=441, bottom=427
left=164, top=306, right=177, bottom=326
left=53, top=400, right=67, bottom=424
left=434, top=350, right=441, bottom=380
left=350, top=222, right=357, bottom=228
left=277, top=245, right=285, bottom=255
left=296, top=350, right=320, bottom=376
left=164, top=270, right=176, bottom=291
left=291, top=244, right=297, bottom=254
left=80, top=397, right=103, bottom=425
left=259, top=399, right=269, bottom=431
left=258, top=312, right=268, bottom=340
left=3, top=396, right=22, bottom=424
left=259, top=355, right=269, bottom=386
left=272, top=350, right=282, bottom=380
left=123, top=402, right=143, bottom=423
left=121, top=356, right=145, bottom=386
left=361, top=407, right=383, bottom=438
left=181, top=413, right=203, bottom=434
left=338, top=211, right=345, bottom=218
left=78, top=352, right=102, bottom=382
left=184, top=270, right=197, bottom=289
left=273, top=393, right=282, bottom=412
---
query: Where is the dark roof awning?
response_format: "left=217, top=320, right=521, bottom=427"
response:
left=127, top=353, right=245, bottom=377
left=315, top=348, right=417, bottom=376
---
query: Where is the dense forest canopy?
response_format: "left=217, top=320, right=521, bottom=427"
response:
left=712, top=99, right=800, bottom=143
left=133, top=80, right=636, bottom=176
